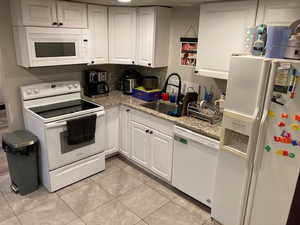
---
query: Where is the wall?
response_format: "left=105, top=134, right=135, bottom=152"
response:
left=167, top=6, right=227, bottom=99
left=0, top=0, right=122, bottom=131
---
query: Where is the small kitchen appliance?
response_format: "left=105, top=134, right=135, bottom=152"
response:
left=85, top=70, right=110, bottom=97
left=143, top=76, right=159, bottom=90
left=121, top=69, right=142, bottom=95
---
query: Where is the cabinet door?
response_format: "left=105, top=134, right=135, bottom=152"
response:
left=109, top=7, right=137, bottom=65
left=88, top=5, right=108, bottom=65
left=20, top=0, right=57, bottom=27
left=196, top=1, right=257, bottom=80
left=130, top=121, right=150, bottom=168
left=256, top=0, right=300, bottom=26
left=105, top=106, right=119, bottom=155
left=57, top=1, right=87, bottom=28
left=149, top=130, right=173, bottom=181
left=119, top=106, right=131, bottom=157
left=137, top=7, right=155, bottom=67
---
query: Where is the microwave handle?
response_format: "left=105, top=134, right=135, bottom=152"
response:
left=45, top=111, right=105, bottom=128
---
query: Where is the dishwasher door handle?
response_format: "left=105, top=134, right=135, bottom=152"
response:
left=174, top=136, right=188, bottom=144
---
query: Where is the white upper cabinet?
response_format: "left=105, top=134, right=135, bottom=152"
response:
left=137, top=7, right=171, bottom=68
left=10, top=0, right=57, bottom=27
left=57, top=1, right=87, bottom=28
left=109, top=7, right=137, bottom=65
left=88, top=5, right=108, bottom=65
left=196, top=1, right=257, bottom=80
left=256, top=0, right=300, bottom=26
left=10, top=0, right=87, bottom=28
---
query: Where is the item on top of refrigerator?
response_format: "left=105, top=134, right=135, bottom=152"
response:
left=285, top=19, right=300, bottom=60
left=265, top=26, right=289, bottom=59
left=243, top=27, right=256, bottom=54
left=252, top=24, right=267, bottom=56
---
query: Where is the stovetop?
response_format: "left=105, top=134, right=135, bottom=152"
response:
left=29, top=99, right=101, bottom=119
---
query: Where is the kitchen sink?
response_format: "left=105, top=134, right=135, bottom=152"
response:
left=141, top=101, right=180, bottom=116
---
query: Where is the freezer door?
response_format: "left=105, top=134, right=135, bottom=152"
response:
left=225, top=56, right=271, bottom=118
left=246, top=61, right=300, bottom=225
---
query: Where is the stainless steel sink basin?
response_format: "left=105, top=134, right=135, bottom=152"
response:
left=141, top=101, right=179, bottom=115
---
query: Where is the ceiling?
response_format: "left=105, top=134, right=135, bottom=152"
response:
left=73, top=0, right=227, bottom=7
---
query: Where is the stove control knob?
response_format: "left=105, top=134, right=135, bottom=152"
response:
left=73, top=83, right=79, bottom=89
left=26, top=89, right=33, bottom=95
left=67, top=85, right=72, bottom=90
left=33, top=88, right=40, bottom=94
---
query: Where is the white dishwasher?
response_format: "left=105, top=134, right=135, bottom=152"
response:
left=172, top=126, right=220, bottom=208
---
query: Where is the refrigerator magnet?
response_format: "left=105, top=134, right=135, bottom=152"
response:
left=291, top=124, right=299, bottom=131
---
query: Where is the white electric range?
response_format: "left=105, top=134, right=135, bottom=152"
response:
left=21, top=81, right=106, bottom=192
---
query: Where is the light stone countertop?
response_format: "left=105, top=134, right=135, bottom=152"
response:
left=83, top=91, right=222, bottom=140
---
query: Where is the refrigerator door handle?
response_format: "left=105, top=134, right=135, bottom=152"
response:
left=253, top=61, right=278, bottom=173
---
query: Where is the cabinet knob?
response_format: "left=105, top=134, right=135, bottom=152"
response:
left=59, top=22, right=63, bottom=26
left=148, top=63, right=151, bottom=66
left=132, top=61, right=135, bottom=64
left=146, top=130, right=149, bottom=133
left=206, top=199, right=211, bottom=204
left=149, top=131, right=153, bottom=134
left=91, top=61, right=95, bottom=64
left=194, top=70, right=199, bottom=74
left=52, top=22, right=58, bottom=26
left=83, top=39, right=88, bottom=42
left=126, top=109, right=130, bottom=112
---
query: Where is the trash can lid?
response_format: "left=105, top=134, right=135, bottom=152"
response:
left=2, top=130, right=38, bottom=149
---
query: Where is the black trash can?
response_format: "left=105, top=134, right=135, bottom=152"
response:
left=2, top=130, right=39, bottom=195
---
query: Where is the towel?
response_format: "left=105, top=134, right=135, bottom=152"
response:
left=66, top=114, right=96, bottom=145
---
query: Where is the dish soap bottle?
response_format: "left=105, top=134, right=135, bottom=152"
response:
left=215, top=93, right=225, bottom=113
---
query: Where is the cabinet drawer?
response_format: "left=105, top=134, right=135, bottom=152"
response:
left=130, top=109, right=174, bottom=136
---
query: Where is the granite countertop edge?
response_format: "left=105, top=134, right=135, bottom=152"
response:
left=83, top=91, right=222, bottom=141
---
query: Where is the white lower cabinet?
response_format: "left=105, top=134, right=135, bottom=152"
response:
left=120, top=106, right=174, bottom=181
left=105, top=106, right=119, bottom=155
left=119, top=106, right=131, bottom=157
left=149, top=130, right=173, bottom=181
left=130, top=121, right=150, bottom=168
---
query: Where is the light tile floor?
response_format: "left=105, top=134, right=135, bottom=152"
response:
left=0, top=155, right=221, bottom=225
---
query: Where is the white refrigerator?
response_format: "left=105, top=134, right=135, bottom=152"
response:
left=212, top=55, right=300, bottom=225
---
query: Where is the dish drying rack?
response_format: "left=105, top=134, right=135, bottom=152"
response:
left=187, top=101, right=222, bottom=124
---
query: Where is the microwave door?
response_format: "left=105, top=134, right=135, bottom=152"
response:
left=26, top=29, right=89, bottom=67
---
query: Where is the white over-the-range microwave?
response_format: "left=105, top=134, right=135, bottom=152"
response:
left=13, top=27, right=89, bottom=67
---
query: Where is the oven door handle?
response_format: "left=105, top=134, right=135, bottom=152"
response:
left=45, top=111, right=105, bottom=129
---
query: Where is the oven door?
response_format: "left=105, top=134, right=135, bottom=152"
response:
left=26, top=27, right=89, bottom=67
left=44, top=111, right=106, bottom=171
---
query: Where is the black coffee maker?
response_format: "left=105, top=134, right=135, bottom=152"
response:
left=85, top=70, right=110, bottom=97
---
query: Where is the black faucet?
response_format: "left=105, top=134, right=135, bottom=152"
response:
left=162, top=73, right=182, bottom=104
